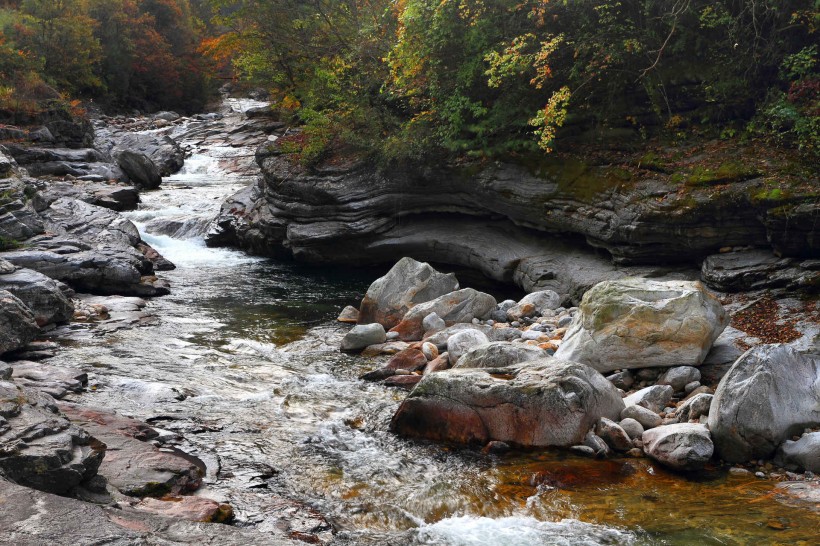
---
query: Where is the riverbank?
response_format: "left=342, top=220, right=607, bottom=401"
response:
left=1, top=98, right=818, bottom=545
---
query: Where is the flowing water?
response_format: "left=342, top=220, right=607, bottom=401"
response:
left=50, top=101, right=819, bottom=545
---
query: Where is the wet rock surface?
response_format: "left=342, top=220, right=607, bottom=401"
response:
left=0, top=290, right=39, bottom=355
left=390, top=358, right=625, bottom=448
left=0, top=479, right=294, bottom=545
left=59, top=404, right=205, bottom=498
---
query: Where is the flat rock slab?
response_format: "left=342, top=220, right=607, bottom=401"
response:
left=59, top=404, right=204, bottom=497
left=132, top=496, right=233, bottom=523
left=11, top=360, right=87, bottom=399
left=0, top=479, right=293, bottom=545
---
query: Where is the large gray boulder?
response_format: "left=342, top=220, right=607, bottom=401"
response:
left=555, top=278, right=728, bottom=372
left=390, top=358, right=625, bottom=448
left=115, top=150, right=161, bottom=189
left=454, top=341, right=548, bottom=369
left=357, top=258, right=458, bottom=329
left=708, top=344, right=820, bottom=463
left=391, top=288, right=496, bottom=341
left=0, top=290, right=39, bottom=355
left=0, top=268, right=73, bottom=326
left=642, top=423, right=714, bottom=471
left=111, top=133, right=184, bottom=176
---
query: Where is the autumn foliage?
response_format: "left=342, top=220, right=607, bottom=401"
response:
left=0, top=0, right=213, bottom=115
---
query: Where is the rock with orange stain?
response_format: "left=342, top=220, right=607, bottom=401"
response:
left=390, top=358, right=625, bottom=448
left=336, top=305, right=359, bottom=323
left=390, top=288, right=496, bottom=341
left=556, top=278, right=728, bottom=373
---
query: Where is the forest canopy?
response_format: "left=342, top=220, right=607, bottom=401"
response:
left=0, top=0, right=213, bottom=114
left=204, top=0, right=818, bottom=163
left=0, top=0, right=817, bottom=161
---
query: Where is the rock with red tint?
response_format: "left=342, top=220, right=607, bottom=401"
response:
left=59, top=403, right=204, bottom=497
left=384, top=375, right=423, bottom=390
left=357, top=258, right=458, bottom=329
left=423, top=353, right=451, bottom=375
left=384, top=348, right=428, bottom=372
left=390, top=358, right=624, bottom=448
left=132, top=496, right=234, bottom=523
left=390, top=288, right=496, bottom=341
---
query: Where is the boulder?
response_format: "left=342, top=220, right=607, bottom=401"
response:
left=340, top=323, right=386, bottom=352
left=391, top=288, right=497, bottom=341
left=0, top=268, right=74, bottom=326
left=390, top=358, right=625, bottom=448
left=337, top=305, right=359, bottom=323
left=384, top=348, right=428, bottom=372
left=623, top=385, right=674, bottom=413
left=506, top=290, right=561, bottom=321
left=596, top=417, right=633, bottom=452
left=774, top=433, right=820, bottom=473
left=555, top=278, right=728, bottom=372
left=446, top=329, right=490, bottom=366
left=0, top=382, right=104, bottom=494
left=116, top=150, right=161, bottom=189
left=657, top=366, right=701, bottom=392
left=424, top=324, right=493, bottom=351
left=453, top=341, right=547, bottom=369
left=672, top=393, right=713, bottom=424
left=357, top=258, right=458, bottom=329
left=110, top=133, right=184, bottom=176
left=422, top=312, right=446, bottom=333
left=621, top=404, right=662, bottom=429
left=619, top=418, right=644, bottom=440
left=0, top=290, right=39, bottom=355
left=642, top=423, right=714, bottom=471
left=708, top=344, right=820, bottom=463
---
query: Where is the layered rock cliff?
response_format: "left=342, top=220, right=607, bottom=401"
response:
left=208, top=139, right=819, bottom=300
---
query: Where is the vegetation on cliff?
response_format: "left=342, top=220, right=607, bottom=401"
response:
left=204, top=0, right=818, bottom=165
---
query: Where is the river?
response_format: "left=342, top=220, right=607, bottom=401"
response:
left=49, top=100, right=819, bottom=545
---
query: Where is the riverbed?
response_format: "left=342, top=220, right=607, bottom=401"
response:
left=49, top=101, right=820, bottom=545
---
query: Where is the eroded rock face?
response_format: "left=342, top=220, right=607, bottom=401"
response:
left=390, top=358, right=625, bottom=448
left=555, top=278, right=728, bottom=372
left=0, top=290, right=39, bottom=355
left=391, top=288, right=496, bottom=341
left=357, top=258, right=459, bottom=329
left=708, top=344, right=820, bottom=463
left=0, top=267, right=73, bottom=326
left=642, top=423, right=714, bottom=471
left=2, top=199, right=169, bottom=296
left=0, top=381, right=104, bottom=495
